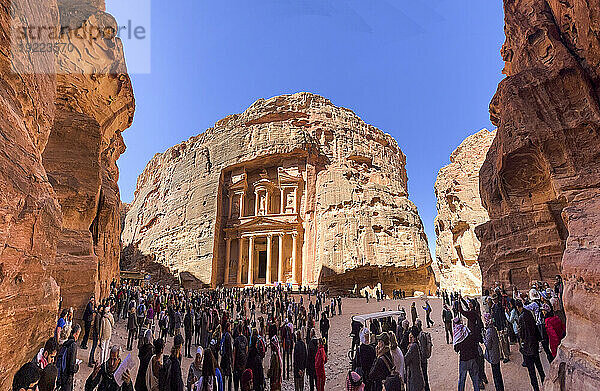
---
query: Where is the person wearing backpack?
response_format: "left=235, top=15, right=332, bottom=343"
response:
left=369, top=333, right=394, bottom=391
left=161, top=334, right=185, bottom=391
left=414, top=320, right=431, bottom=391
left=246, top=328, right=265, bottom=391
left=57, top=324, right=81, bottom=391
left=232, top=325, right=248, bottom=391
left=220, top=322, right=233, bottom=391
left=293, top=330, right=307, bottom=391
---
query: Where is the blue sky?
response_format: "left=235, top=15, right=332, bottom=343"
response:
left=108, top=0, right=505, bottom=256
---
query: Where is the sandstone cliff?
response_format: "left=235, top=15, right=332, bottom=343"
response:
left=476, top=0, right=600, bottom=388
left=0, top=0, right=134, bottom=384
left=123, top=93, right=435, bottom=293
left=434, top=129, right=495, bottom=295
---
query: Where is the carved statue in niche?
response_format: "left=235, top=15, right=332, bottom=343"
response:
left=259, top=192, right=266, bottom=215
left=231, top=195, right=240, bottom=218
left=286, top=189, right=295, bottom=213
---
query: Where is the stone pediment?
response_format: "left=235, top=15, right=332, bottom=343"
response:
left=226, top=215, right=301, bottom=233
left=278, top=167, right=303, bottom=185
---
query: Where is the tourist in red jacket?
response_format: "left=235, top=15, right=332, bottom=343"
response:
left=315, top=338, right=327, bottom=391
left=542, top=304, right=566, bottom=359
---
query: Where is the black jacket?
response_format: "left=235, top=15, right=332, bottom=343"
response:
left=369, top=352, right=394, bottom=391
left=454, top=332, right=479, bottom=362
left=135, top=343, right=153, bottom=391
left=84, top=302, right=95, bottom=323
left=356, top=343, right=376, bottom=380
left=61, top=338, right=79, bottom=381
left=293, top=340, right=307, bottom=377
left=306, top=338, right=318, bottom=376
left=518, top=309, right=540, bottom=356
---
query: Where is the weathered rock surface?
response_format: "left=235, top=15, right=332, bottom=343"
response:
left=123, top=93, right=436, bottom=293
left=0, top=0, right=133, bottom=385
left=476, top=0, right=600, bottom=388
left=44, top=3, right=135, bottom=312
left=0, top=0, right=61, bottom=383
left=434, top=129, right=495, bottom=295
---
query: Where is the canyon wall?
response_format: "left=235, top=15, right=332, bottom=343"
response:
left=434, top=129, right=495, bottom=295
left=476, top=0, right=600, bottom=388
left=123, top=93, right=436, bottom=293
left=0, top=0, right=134, bottom=385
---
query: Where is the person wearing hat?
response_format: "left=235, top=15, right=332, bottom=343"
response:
left=541, top=303, right=565, bottom=361
left=369, top=333, right=394, bottom=391
left=346, top=371, right=365, bottom=391
left=187, top=347, right=204, bottom=391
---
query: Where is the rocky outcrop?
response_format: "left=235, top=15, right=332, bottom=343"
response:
left=434, top=129, right=495, bottom=295
left=123, top=93, right=436, bottom=293
left=44, top=2, right=135, bottom=312
left=0, top=0, right=61, bottom=382
left=476, top=0, right=600, bottom=389
left=0, top=0, right=133, bottom=385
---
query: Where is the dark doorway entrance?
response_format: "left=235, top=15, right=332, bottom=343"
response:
left=258, top=250, right=267, bottom=279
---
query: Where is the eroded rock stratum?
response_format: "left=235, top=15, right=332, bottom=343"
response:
left=0, top=0, right=134, bottom=384
left=476, top=0, right=600, bottom=388
left=123, top=93, right=436, bottom=294
left=434, top=129, right=495, bottom=295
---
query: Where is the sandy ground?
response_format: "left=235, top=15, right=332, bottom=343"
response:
left=75, top=297, right=547, bottom=390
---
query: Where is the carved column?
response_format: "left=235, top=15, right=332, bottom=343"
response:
left=224, top=237, right=231, bottom=285
left=254, top=190, right=259, bottom=216
left=266, top=234, right=272, bottom=284
left=240, top=192, right=245, bottom=217
left=266, top=189, right=270, bottom=215
left=280, top=188, right=285, bottom=214
left=228, top=193, right=233, bottom=219
left=293, top=186, right=298, bottom=214
left=278, top=234, right=284, bottom=282
left=291, top=232, right=298, bottom=284
left=236, top=237, right=243, bottom=285
left=247, top=236, right=255, bottom=285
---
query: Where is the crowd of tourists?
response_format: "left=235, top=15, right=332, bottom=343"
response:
left=347, top=275, right=566, bottom=391
left=12, top=275, right=566, bottom=391
left=12, top=281, right=343, bottom=391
